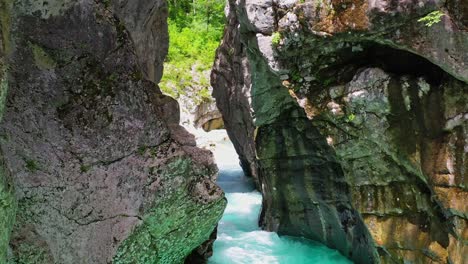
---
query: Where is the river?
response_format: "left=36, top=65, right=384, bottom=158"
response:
left=193, top=130, right=352, bottom=264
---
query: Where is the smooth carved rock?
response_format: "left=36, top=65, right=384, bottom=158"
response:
left=309, top=66, right=467, bottom=263
left=256, top=110, right=379, bottom=263
left=193, top=101, right=224, bottom=132
left=211, top=0, right=259, bottom=183
left=0, top=0, right=226, bottom=263
left=212, top=0, right=467, bottom=263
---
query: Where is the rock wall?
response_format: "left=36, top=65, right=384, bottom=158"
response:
left=0, top=0, right=226, bottom=263
left=211, top=3, right=258, bottom=183
left=212, top=0, right=467, bottom=263
left=0, top=0, right=16, bottom=259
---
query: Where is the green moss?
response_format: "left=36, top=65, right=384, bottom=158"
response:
left=0, top=0, right=13, bottom=54
left=0, top=59, right=15, bottom=264
left=102, top=0, right=111, bottom=9
left=18, top=0, right=75, bottom=19
left=113, top=158, right=226, bottom=264
left=0, top=65, right=8, bottom=121
left=24, top=159, right=40, bottom=173
left=0, top=172, right=15, bottom=263
left=30, top=43, right=56, bottom=70
left=80, top=165, right=92, bottom=173
left=9, top=243, right=50, bottom=264
left=115, top=20, right=127, bottom=44
left=137, top=146, right=147, bottom=156
left=346, top=113, right=356, bottom=122
left=7, top=195, right=55, bottom=263
left=0, top=165, right=15, bottom=261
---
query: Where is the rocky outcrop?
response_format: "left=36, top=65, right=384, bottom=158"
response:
left=211, top=5, right=258, bottom=183
left=0, top=0, right=226, bottom=263
left=193, top=101, right=224, bottom=132
left=212, top=0, right=467, bottom=263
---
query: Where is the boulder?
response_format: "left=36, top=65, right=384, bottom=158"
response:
left=0, top=0, right=226, bottom=263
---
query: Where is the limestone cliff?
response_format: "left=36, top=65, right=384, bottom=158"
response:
left=212, top=0, right=467, bottom=263
left=0, top=0, right=226, bottom=263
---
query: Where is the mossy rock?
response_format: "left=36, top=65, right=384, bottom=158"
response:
left=114, top=158, right=226, bottom=264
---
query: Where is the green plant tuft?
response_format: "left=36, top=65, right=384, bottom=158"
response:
left=271, top=32, right=281, bottom=46
left=418, top=10, right=444, bottom=27
left=25, top=159, right=40, bottom=173
left=80, top=165, right=92, bottom=173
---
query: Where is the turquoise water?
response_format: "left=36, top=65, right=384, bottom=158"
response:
left=207, top=135, right=352, bottom=264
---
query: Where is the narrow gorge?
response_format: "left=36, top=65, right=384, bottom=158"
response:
left=210, top=0, right=467, bottom=263
left=0, top=0, right=466, bottom=264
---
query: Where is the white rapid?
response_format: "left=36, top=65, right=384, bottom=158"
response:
left=193, top=130, right=352, bottom=264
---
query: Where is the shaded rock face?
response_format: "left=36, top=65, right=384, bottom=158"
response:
left=0, top=0, right=226, bottom=263
left=255, top=109, right=379, bottom=263
left=310, top=66, right=467, bottom=263
left=212, top=0, right=467, bottom=263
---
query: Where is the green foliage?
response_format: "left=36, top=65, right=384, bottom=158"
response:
left=271, top=32, right=281, bottom=46
left=160, top=0, right=225, bottom=101
left=418, top=10, right=444, bottom=27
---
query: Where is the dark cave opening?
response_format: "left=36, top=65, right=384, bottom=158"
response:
left=315, top=42, right=451, bottom=89
left=364, top=44, right=447, bottom=86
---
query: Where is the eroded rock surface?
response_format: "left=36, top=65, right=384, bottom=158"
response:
left=308, top=66, right=467, bottom=263
left=194, top=101, right=224, bottom=132
left=212, top=0, right=467, bottom=263
left=211, top=4, right=258, bottom=183
left=0, top=0, right=226, bottom=263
